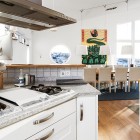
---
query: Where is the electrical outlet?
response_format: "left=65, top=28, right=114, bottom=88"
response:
left=65, top=70, right=70, bottom=76
left=60, top=70, right=65, bottom=77
left=60, top=70, right=70, bottom=77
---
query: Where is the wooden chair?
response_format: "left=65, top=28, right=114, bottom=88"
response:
left=84, top=67, right=97, bottom=88
left=128, top=67, right=140, bottom=92
left=114, top=68, right=128, bottom=93
left=98, top=67, right=112, bottom=93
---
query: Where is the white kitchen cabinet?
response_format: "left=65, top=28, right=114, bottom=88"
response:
left=77, top=96, right=98, bottom=140
left=26, top=113, right=76, bottom=140
left=0, top=99, right=76, bottom=140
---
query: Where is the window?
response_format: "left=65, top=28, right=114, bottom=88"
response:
left=50, top=45, right=71, bottom=64
left=116, top=20, right=140, bottom=63
left=116, top=22, right=132, bottom=57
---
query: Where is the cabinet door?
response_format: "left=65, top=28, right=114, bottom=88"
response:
left=77, top=96, right=98, bottom=140
left=26, top=113, right=76, bottom=140
left=0, top=99, right=76, bottom=140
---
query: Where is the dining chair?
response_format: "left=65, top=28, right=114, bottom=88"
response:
left=128, top=67, right=140, bottom=92
left=84, top=67, right=97, bottom=88
left=114, top=67, right=128, bottom=93
left=98, top=67, right=112, bottom=93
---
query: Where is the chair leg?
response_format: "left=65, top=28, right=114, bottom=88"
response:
left=134, top=81, right=136, bottom=89
left=94, top=82, right=96, bottom=89
left=109, top=82, right=111, bottom=93
left=125, top=82, right=127, bottom=92
left=98, top=82, right=100, bottom=91
left=128, top=81, right=130, bottom=92
left=114, top=82, right=116, bottom=93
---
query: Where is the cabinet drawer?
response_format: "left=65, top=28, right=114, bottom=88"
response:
left=0, top=99, right=76, bottom=140
left=26, top=113, right=76, bottom=140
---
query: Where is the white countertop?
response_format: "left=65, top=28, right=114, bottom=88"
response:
left=0, top=83, right=100, bottom=129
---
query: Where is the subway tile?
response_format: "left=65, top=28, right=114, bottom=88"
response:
left=65, top=68, right=70, bottom=71
left=30, top=68, right=37, bottom=72
left=44, top=71, right=51, bottom=77
left=70, top=68, right=77, bottom=72
left=15, top=69, right=21, bottom=73
left=50, top=68, right=57, bottom=72
left=51, top=77, right=57, bottom=81
left=44, top=77, right=51, bottom=82
left=71, top=71, right=78, bottom=76
left=7, top=68, right=15, bottom=73
left=23, top=68, right=30, bottom=74
left=51, top=71, right=57, bottom=77
left=36, top=68, right=44, bottom=72
left=57, top=68, right=65, bottom=72
left=70, top=67, right=77, bottom=71
left=78, top=68, right=84, bottom=72
left=36, top=72, right=44, bottom=78
left=7, top=73, right=15, bottom=78
left=44, top=68, right=51, bottom=72
left=36, top=78, right=45, bottom=82
left=77, top=71, right=84, bottom=77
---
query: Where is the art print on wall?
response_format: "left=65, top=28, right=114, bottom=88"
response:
left=81, top=29, right=107, bottom=65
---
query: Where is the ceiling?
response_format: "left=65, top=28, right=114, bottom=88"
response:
left=44, top=0, right=126, bottom=19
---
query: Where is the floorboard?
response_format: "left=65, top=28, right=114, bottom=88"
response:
left=98, top=100, right=140, bottom=140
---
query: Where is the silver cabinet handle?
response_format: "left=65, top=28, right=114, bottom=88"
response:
left=80, top=104, right=83, bottom=121
left=36, top=129, right=54, bottom=140
left=33, top=112, right=54, bottom=125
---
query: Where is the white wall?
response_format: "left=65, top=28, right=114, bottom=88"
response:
left=32, top=0, right=140, bottom=64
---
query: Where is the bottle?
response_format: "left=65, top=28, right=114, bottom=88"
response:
left=18, top=69, right=24, bottom=86
left=25, top=74, right=30, bottom=86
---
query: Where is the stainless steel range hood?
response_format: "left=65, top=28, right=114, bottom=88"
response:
left=0, top=0, right=76, bottom=30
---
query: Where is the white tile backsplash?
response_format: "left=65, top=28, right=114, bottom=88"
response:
left=51, top=71, right=57, bottom=77
left=71, top=71, right=78, bottom=76
left=36, top=72, right=44, bottom=78
left=30, top=68, right=37, bottom=72
left=4, top=67, right=84, bottom=84
left=44, top=68, right=51, bottom=72
left=8, top=73, right=15, bottom=78
left=44, top=71, right=51, bottom=77
left=51, top=68, right=57, bottom=72
left=23, top=68, right=30, bottom=73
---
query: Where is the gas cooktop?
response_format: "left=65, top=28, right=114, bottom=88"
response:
left=0, top=85, right=76, bottom=117
left=30, top=84, right=70, bottom=95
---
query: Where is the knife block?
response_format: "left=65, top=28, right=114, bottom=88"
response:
left=0, top=72, right=3, bottom=89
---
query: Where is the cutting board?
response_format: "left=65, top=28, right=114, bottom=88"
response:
left=0, top=72, right=3, bottom=89
left=0, top=88, right=46, bottom=106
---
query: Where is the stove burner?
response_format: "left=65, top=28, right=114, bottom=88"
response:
left=30, top=84, right=62, bottom=95
left=0, top=102, right=7, bottom=110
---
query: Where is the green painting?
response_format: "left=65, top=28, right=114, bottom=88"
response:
left=81, top=29, right=107, bottom=65
left=82, top=45, right=107, bottom=65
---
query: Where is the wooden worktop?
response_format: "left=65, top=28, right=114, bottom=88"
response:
left=6, top=64, right=86, bottom=69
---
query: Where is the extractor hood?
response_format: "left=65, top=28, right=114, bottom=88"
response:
left=0, top=0, right=76, bottom=30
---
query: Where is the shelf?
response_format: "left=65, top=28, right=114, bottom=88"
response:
left=6, top=64, right=86, bottom=69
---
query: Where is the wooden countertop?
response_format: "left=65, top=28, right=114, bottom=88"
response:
left=6, top=64, right=86, bottom=68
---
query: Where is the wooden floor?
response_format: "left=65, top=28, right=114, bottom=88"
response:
left=98, top=100, right=140, bottom=140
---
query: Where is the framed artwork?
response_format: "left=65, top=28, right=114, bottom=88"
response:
left=81, top=29, right=107, bottom=65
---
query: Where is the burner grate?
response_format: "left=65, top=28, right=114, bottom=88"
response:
left=30, top=84, right=63, bottom=95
